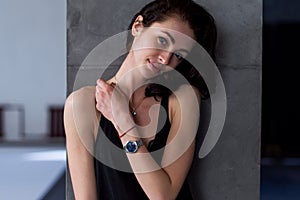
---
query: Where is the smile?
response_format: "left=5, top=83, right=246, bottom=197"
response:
left=147, top=59, right=162, bottom=73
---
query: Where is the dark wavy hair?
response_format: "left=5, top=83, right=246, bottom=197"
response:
left=127, top=0, right=217, bottom=100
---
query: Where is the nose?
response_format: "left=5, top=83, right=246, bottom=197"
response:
left=158, top=51, right=172, bottom=65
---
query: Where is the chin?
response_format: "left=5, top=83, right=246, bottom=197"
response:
left=139, top=65, right=161, bottom=80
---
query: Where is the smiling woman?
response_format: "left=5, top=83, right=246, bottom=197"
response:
left=64, top=0, right=217, bottom=199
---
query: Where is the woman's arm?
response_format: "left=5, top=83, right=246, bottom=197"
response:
left=64, top=86, right=100, bottom=200
left=95, top=80, right=200, bottom=200
left=120, top=85, right=200, bottom=200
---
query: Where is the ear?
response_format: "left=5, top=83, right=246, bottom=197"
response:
left=131, top=15, right=144, bottom=36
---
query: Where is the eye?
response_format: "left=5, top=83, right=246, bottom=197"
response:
left=173, top=52, right=183, bottom=60
left=158, top=36, right=168, bottom=46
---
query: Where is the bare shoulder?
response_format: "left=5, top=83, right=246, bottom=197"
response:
left=65, top=86, right=98, bottom=114
left=66, top=86, right=96, bottom=105
left=64, top=86, right=101, bottom=137
left=168, top=84, right=201, bottom=120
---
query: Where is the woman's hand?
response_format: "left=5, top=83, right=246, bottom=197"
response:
left=95, top=79, right=134, bottom=133
left=95, top=79, right=115, bottom=121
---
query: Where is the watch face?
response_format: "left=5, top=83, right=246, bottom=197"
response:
left=125, top=141, right=138, bottom=153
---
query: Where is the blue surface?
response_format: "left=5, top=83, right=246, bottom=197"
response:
left=261, top=158, right=300, bottom=200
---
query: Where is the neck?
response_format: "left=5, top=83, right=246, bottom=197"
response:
left=109, top=53, right=149, bottom=98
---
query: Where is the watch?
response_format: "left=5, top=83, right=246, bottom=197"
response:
left=123, top=139, right=143, bottom=153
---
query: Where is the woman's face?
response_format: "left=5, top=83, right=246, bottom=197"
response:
left=130, top=16, right=196, bottom=79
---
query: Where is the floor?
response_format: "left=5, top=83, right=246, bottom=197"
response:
left=0, top=144, right=66, bottom=200
left=0, top=144, right=299, bottom=200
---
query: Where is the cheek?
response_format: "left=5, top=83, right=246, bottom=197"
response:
left=133, top=33, right=158, bottom=50
left=132, top=48, right=155, bottom=60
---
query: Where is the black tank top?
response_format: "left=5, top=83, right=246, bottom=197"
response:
left=94, top=96, right=193, bottom=200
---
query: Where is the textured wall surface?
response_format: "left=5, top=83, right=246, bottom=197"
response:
left=66, top=0, right=261, bottom=199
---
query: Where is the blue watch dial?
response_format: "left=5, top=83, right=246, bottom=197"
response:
left=124, top=140, right=143, bottom=153
left=126, top=141, right=138, bottom=153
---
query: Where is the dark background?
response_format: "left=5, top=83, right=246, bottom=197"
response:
left=261, top=1, right=300, bottom=199
left=262, top=0, right=300, bottom=158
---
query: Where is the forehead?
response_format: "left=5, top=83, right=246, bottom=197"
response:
left=149, top=17, right=196, bottom=49
left=151, top=17, right=195, bottom=38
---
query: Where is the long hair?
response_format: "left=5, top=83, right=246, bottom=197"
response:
left=127, top=0, right=217, bottom=99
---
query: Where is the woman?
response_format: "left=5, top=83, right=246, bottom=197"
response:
left=64, top=0, right=217, bottom=199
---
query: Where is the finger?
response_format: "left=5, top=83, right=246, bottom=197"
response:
left=96, top=78, right=102, bottom=86
left=96, top=102, right=102, bottom=112
left=97, top=79, right=109, bottom=89
left=95, top=86, right=100, bottom=101
left=97, top=79, right=115, bottom=92
left=95, top=88, right=106, bottom=103
left=96, top=85, right=107, bottom=100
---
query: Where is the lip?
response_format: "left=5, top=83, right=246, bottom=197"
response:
left=147, top=59, right=161, bottom=73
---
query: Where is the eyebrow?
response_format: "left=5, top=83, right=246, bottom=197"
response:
left=162, top=31, right=175, bottom=44
left=162, top=31, right=191, bottom=55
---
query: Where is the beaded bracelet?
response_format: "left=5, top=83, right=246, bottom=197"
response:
left=119, top=126, right=135, bottom=138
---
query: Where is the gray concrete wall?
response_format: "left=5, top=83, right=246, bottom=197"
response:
left=188, top=1, right=261, bottom=199
left=66, top=0, right=261, bottom=199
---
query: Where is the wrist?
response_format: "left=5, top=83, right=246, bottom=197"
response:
left=113, top=121, right=135, bottom=133
left=120, top=127, right=143, bottom=154
left=113, top=113, right=135, bottom=133
left=119, top=126, right=141, bottom=144
left=123, top=139, right=144, bottom=153
left=119, top=126, right=135, bottom=138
